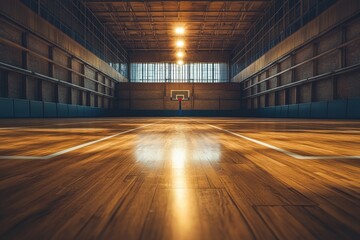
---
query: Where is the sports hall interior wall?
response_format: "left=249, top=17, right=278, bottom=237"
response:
left=231, top=0, right=360, bottom=119
left=0, top=0, right=359, bottom=119
left=0, top=0, right=127, bottom=118
left=116, top=83, right=242, bottom=116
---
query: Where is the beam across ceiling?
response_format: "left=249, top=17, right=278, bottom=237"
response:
left=84, top=0, right=272, bottom=52
left=91, top=10, right=265, bottom=13
left=103, top=19, right=255, bottom=23
left=129, top=48, right=231, bottom=51
left=110, top=27, right=248, bottom=31
left=84, top=0, right=270, bottom=3
left=113, top=37, right=240, bottom=41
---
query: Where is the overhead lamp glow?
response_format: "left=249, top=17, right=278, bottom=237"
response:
left=176, top=51, right=184, bottom=58
left=175, top=27, right=185, bottom=35
left=177, top=60, right=184, bottom=65
left=176, top=40, right=185, bottom=48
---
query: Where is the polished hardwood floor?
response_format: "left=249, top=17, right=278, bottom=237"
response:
left=0, top=117, right=359, bottom=239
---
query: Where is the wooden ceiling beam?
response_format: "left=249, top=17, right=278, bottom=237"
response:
left=109, top=28, right=247, bottom=31
left=85, top=0, right=270, bottom=3
left=91, top=10, right=265, bottom=13
left=84, top=0, right=271, bottom=51
left=128, top=48, right=232, bottom=51
left=113, top=37, right=239, bottom=41
left=102, top=19, right=254, bottom=23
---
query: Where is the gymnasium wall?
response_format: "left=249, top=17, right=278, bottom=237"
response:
left=117, top=83, right=242, bottom=115
left=0, top=0, right=127, bottom=118
left=231, top=0, right=360, bottom=119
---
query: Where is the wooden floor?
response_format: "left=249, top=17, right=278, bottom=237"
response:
left=0, top=117, right=359, bottom=240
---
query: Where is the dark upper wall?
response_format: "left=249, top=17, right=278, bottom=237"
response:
left=0, top=0, right=128, bottom=114
left=231, top=0, right=360, bottom=114
left=230, top=0, right=337, bottom=77
left=20, top=0, right=128, bottom=77
left=0, top=0, right=127, bottom=83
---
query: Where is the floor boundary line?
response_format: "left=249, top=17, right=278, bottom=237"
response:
left=0, top=121, right=160, bottom=160
left=199, top=121, right=360, bottom=160
left=0, top=119, right=133, bottom=130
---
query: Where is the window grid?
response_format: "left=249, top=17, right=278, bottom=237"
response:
left=21, top=0, right=128, bottom=77
left=130, top=63, right=229, bottom=83
left=230, top=0, right=336, bottom=78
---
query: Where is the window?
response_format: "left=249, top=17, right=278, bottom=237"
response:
left=21, top=0, right=128, bottom=77
left=130, top=63, right=228, bottom=83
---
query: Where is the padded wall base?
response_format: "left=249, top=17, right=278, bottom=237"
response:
left=0, top=98, right=110, bottom=118
left=251, top=98, right=360, bottom=119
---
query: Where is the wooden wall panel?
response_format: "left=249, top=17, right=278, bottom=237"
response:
left=27, top=55, right=48, bottom=75
left=346, top=41, right=360, bottom=66
left=295, top=45, right=313, bottom=64
left=72, top=89, right=80, bottom=105
left=0, top=43, right=22, bottom=67
left=0, top=1, right=126, bottom=109
left=268, top=92, right=276, bottom=106
left=7, top=73, right=23, bottom=99
left=42, top=81, right=56, bottom=102
left=299, top=84, right=312, bottom=103
left=28, top=35, right=48, bottom=57
left=234, top=2, right=360, bottom=110
left=117, top=83, right=241, bottom=111
left=131, top=91, right=164, bottom=99
left=314, top=79, right=334, bottom=102
left=317, top=30, right=340, bottom=54
left=193, top=100, right=219, bottom=110
left=337, top=72, right=360, bottom=99
left=220, top=100, right=240, bottom=110
left=289, top=87, right=297, bottom=104
left=26, top=77, right=39, bottom=101
left=317, top=52, right=339, bottom=74
left=295, top=62, right=312, bottom=81
left=58, top=86, right=68, bottom=104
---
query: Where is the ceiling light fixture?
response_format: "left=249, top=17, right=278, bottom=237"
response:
left=176, top=40, right=185, bottom=48
left=176, top=51, right=184, bottom=58
left=177, top=60, right=184, bottom=65
left=175, top=27, right=185, bottom=35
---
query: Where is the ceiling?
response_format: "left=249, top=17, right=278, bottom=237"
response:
left=84, top=0, right=272, bottom=52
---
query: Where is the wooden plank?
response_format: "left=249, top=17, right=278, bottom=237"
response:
left=196, top=189, right=254, bottom=239
left=0, top=117, right=359, bottom=239
left=255, top=206, right=316, bottom=239
left=220, top=175, right=276, bottom=239
left=140, top=188, right=202, bottom=240
left=284, top=206, right=359, bottom=239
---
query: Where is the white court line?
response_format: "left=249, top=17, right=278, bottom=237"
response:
left=0, top=119, right=128, bottom=130
left=0, top=122, right=159, bottom=160
left=0, top=121, right=99, bottom=130
left=202, top=122, right=360, bottom=160
left=54, top=119, right=125, bottom=126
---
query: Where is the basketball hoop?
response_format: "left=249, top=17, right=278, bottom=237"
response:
left=171, top=90, right=190, bottom=101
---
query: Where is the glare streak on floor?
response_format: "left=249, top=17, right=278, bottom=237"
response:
left=0, top=117, right=359, bottom=240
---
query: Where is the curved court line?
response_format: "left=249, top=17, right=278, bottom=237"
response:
left=0, top=122, right=159, bottom=160
left=202, top=122, right=360, bottom=160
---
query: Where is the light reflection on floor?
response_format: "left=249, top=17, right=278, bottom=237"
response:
left=134, top=124, right=222, bottom=238
left=171, top=145, right=190, bottom=238
left=0, top=118, right=359, bottom=239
